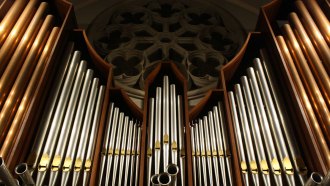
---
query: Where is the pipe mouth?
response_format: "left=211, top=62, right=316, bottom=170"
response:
left=15, top=163, right=28, bottom=175
left=166, top=164, right=179, bottom=175
left=311, top=172, right=323, bottom=183
left=151, top=174, right=159, bottom=185
left=158, top=172, right=171, bottom=185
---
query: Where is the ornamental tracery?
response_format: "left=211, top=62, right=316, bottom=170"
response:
left=87, top=0, right=245, bottom=106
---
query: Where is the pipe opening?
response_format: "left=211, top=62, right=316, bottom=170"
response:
left=167, top=164, right=179, bottom=175
left=15, top=163, right=27, bottom=174
left=158, top=173, right=171, bottom=184
left=311, top=172, right=323, bottom=183
left=151, top=174, right=159, bottom=184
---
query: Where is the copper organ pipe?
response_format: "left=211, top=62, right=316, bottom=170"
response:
left=302, top=0, right=330, bottom=45
left=276, top=36, right=330, bottom=167
left=282, top=24, right=330, bottom=141
left=0, top=0, right=41, bottom=75
left=0, top=2, right=48, bottom=105
left=0, top=27, right=59, bottom=159
left=289, top=13, right=330, bottom=99
left=0, top=15, right=54, bottom=144
left=295, top=1, right=330, bottom=70
left=0, top=0, right=27, bottom=46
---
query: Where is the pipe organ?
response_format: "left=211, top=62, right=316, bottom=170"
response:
left=0, top=0, right=329, bottom=185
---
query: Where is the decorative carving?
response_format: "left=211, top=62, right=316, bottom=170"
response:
left=87, top=0, right=245, bottom=106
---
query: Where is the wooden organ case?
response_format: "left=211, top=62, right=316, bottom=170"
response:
left=0, top=0, right=329, bottom=185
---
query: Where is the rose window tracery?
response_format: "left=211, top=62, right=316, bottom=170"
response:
left=87, top=0, right=245, bottom=107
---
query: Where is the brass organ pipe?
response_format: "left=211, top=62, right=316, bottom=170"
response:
left=241, top=76, right=271, bottom=186
left=26, top=42, right=74, bottom=173
left=207, top=112, right=221, bottom=186
left=135, top=125, right=141, bottom=186
left=0, top=157, right=18, bottom=186
left=190, top=125, right=197, bottom=186
left=234, top=84, right=259, bottom=186
left=35, top=55, right=82, bottom=186
left=0, top=0, right=39, bottom=75
left=259, top=48, right=307, bottom=184
left=123, top=120, right=134, bottom=186
left=49, top=65, right=90, bottom=186
left=216, top=102, right=233, bottom=186
left=117, top=116, right=130, bottom=186
left=110, top=112, right=125, bottom=186
left=302, top=0, right=330, bottom=45
left=155, top=87, right=162, bottom=174
left=247, top=67, right=283, bottom=185
left=73, top=78, right=100, bottom=186
left=0, top=0, right=27, bottom=46
left=129, top=123, right=137, bottom=186
left=15, top=163, right=35, bottom=186
left=170, top=84, right=178, bottom=164
left=0, top=15, right=53, bottom=141
left=163, top=76, right=169, bottom=171
left=198, top=119, right=209, bottom=186
left=254, top=59, right=296, bottom=186
left=194, top=122, right=202, bottom=186
left=98, top=103, right=115, bottom=186
left=228, top=91, right=249, bottom=186
left=202, top=116, right=214, bottom=186
left=177, top=95, right=185, bottom=186
left=0, top=27, right=59, bottom=159
left=0, top=4, right=47, bottom=105
left=283, top=24, right=330, bottom=138
left=147, top=98, right=155, bottom=186
left=83, top=85, right=105, bottom=186
left=276, top=36, right=330, bottom=166
left=295, top=1, right=330, bottom=70
left=289, top=12, right=330, bottom=77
